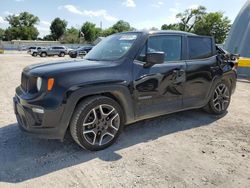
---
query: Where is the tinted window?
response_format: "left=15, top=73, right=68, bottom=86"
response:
left=52, top=47, right=64, bottom=50
left=188, top=37, right=213, bottom=59
left=138, top=35, right=182, bottom=62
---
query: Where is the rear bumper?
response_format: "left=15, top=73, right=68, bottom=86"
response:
left=13, top=95, right=66, bottom=140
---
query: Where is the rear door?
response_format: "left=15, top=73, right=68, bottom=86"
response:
left=183, top=36, right=218, bottom=108
left=133, top=34, right=186, bottom=119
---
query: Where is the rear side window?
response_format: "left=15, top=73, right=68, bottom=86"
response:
left=188, top=37, right=213, bottom=59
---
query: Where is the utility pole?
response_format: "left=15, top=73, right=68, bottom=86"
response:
left=100, top=21, right=103, bottom=30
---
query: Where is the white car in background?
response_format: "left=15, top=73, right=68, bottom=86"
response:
left=28, top=46, right=46, bottom=57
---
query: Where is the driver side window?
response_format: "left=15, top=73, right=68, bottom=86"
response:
left=137, top=35, right=182, bottom=62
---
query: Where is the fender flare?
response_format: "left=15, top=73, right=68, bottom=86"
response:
left=58, top=84, right=135, bottom=139
left=204, top=71, right=236, bottom=106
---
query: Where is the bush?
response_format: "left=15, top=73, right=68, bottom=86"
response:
left=0, top=49, right=4, bottom=54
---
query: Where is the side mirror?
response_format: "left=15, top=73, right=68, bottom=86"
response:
left=144, top=52, right=165, bottom=68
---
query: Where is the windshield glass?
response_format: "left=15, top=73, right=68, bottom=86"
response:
left=85, top=33, right=138, bottom=61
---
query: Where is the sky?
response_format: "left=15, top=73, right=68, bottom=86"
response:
left=0, top=0, right=248, bottom=37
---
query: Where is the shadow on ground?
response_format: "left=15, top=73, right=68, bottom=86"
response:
left=0, top=109, right=224, bottom=183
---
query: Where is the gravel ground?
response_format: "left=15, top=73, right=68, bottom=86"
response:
left=0, top=53, right=249, bottom=188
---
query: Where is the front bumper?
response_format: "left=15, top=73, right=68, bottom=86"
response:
left=13, top=94, right=66, bottom=140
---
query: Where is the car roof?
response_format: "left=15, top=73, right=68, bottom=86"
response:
left=121, top=30, right=197, bottom=36
left=51, top=46, right=66, bottom=48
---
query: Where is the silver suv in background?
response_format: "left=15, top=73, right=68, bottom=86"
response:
left=28, top=46, right=46, bottom=56
left=38, top=46, right=68, bottom=57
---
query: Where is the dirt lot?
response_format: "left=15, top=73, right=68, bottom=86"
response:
left=0, top=53, right=249, bottom=188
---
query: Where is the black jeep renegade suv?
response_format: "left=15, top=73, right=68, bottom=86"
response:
left=13, top=31, right=237, bottom=151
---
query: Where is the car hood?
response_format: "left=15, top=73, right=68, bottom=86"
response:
left=24, top=59, right=114, bottom=77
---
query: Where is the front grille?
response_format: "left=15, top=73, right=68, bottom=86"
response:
left=21, top=73, right=37, bottom=94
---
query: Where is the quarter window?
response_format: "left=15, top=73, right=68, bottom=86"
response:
left=188, top=37, right=213, bottom=59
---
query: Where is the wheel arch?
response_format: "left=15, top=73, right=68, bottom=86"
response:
left=58, top=84, right=135, bottom=139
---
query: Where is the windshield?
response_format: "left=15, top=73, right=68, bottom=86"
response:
left=85, top=33, right=138, bottom=61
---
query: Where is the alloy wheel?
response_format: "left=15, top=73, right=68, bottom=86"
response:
left=213, top=83, right=230, bottom=112
left=82, top=104, right=120, bottom=146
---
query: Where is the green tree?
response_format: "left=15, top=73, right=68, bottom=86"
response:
left=111, top=20, right=131, bottom=33
left=50, top=18, right=67, bottom=40
left=43, top=34, right=53, bottom=41
left=193, top=12, right=231, bottom=43
left=0, top=28, right=5, bottom=40
left=4, top=12, right=39, bottom=40
left=100, top=20, right=133, bottom=37
left=161, top=23, right=180, bottom=30
left=101, top=28, right=114, bottom=37
left=176, top=6, right=206, bottom=32
left=81, top=22, right=101, bottom=43
left=61, top=27, right=80, bottom=43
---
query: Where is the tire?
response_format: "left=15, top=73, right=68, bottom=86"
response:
left=70, top=54, right=77, bottom=58
left=204, top=80, right=231, bottom=115
left=59, top=52, right=65, bottom=57
left=32, top=52, right=37, bottom=57
left=40, top=52, right=47, bottom=57
left=70, top=96, right=124, bottom=151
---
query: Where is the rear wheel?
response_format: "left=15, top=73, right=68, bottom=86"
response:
left=204, top=81, right=231, bottom=115
left=40, top=52, right=47, bottom=57
left=70, top=96, right=124, bottom=151
left=32, top=52, right=37, bottom=57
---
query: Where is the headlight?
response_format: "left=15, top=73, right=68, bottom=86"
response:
left=36, top=77, right=42, bottom=91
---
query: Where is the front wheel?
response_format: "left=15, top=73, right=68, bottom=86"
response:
left=204, top=81, right=231, bottom=115
left=59, top=52, right=65, bottom=57
left=70, top=96, right=124, bottom=151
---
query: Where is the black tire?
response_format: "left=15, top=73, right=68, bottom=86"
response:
left=32, top=52, right=37, bottom=57
left=59, top=52, right=65, bottom=57
left=204, top=80, right=231, bottom=115
left=70, top=54, right=77, bottom=58
left=70, top=96, right=124, bottom=151
left=40, top=52, right=47, bottom=57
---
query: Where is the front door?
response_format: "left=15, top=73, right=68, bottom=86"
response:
left=133, top=34, right=186, bottom=119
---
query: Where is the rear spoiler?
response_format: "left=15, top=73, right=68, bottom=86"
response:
left=216, top=45, right=239, bottom=69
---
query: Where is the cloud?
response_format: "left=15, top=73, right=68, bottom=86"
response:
left=188, top=4, right=199, bottom=10
left=59, top=4, right=118, bottom=22
left=4, top=11, right=13, bottom=15
left=59, top=5, right=83, bottom=15
left=151, top=1, right=164, bottom=8
left=15, top=0, right=24, bottom=2
left=122, top=0, right=136, bottom=8
left=41, top=20, right=50, bottom=26
left=0, top=16, right=7, bottom=24
left=83, top=9, right=117, bottom=21
left=36, top=25, right=50, bottom=37
left=164, top=7, right=179, bottom=24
